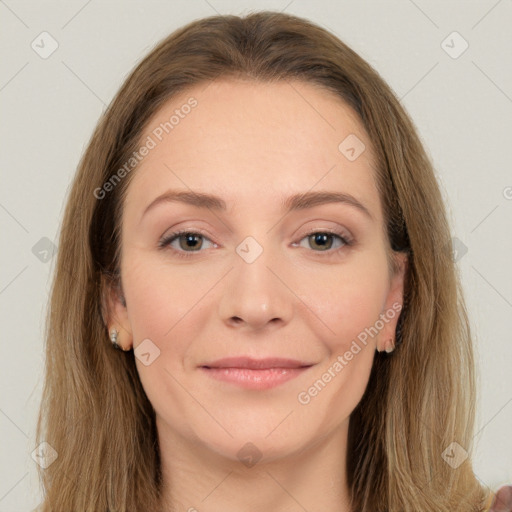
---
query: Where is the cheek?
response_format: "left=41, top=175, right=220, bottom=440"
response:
left=121, top=251, right=204, bottom=347
left=293, top=260, right=386, bottom=427
left=123, top=243, right=390, bottom=352
left=121, top=252, right=208, bottom=418
left=301, top=253, right=390, bottom=354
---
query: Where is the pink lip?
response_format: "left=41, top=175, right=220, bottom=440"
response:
left=199, top=357, right=314, bottom=390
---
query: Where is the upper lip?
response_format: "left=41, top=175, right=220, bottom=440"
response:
left=201, top=357, right=313, bottom=370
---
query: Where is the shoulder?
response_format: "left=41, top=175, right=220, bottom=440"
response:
left=488, top=485, right=512, bottom=511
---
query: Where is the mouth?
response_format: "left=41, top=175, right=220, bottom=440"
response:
left=199, top=357, right=315, bottom=390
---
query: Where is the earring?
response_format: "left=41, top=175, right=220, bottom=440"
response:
left=110, top=328, right=121, bottom=350
left=377, top=338, right=395, bottom=353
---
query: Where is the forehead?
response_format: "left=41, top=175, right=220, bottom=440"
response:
left=123, top=78, right=381, bottom=222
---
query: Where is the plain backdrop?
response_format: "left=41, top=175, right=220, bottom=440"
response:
left=1, top=0, right=511, bottom=510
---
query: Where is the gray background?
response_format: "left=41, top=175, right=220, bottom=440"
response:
left=1, top=0, right=511, bottom=509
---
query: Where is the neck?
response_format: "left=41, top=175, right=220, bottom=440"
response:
left=157, top=418, right=353, bottom=512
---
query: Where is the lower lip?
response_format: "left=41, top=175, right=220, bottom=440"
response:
left=200, top=366, right=310, bottom=389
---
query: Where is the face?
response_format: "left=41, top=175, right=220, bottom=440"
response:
left=109, top=79, right=406, bottom=463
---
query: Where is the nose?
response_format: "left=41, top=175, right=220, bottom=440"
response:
left=218, top=243, right=294, bottom=332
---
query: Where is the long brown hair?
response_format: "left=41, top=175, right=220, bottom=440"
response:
left=34, top=11, right=491, bottom=511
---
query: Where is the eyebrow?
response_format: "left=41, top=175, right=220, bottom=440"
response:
left=142, top=189, right=373, bottom=220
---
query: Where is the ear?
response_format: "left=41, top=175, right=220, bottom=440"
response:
left=100, top=273, right=133, bottom=350
left=377, top=251, right=408, bottom=352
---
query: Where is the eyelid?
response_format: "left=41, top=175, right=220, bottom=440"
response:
left=297, top=226, right=353, bottom=244
left=158, top=228, right=216, bottom=249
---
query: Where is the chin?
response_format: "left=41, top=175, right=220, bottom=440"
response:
left=192, top=426, right=312, bottom=468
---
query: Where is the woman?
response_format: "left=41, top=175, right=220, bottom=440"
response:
left=34, top=10, right=510, bottom=512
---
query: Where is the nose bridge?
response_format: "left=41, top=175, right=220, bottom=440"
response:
left=218, top=234, right=292, bottom=329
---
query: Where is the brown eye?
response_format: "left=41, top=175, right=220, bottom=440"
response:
left=296, top=230, right=352, bottom=252
left=158, top=230, right=216, bottom=258
left=177, top=233, right=203, bottom=251
left=308, top=233, right=335, bottom=251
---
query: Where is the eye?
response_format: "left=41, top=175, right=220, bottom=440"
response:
left=158, top=230, right=216, bottom=258
left=294, top=229, right=353, bottom=252
left=158, top=228, right=354, bottom=259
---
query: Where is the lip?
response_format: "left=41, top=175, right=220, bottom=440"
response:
left=199, top=357, right=314, bottom=390
left=202, top=357, right=312, bottom=370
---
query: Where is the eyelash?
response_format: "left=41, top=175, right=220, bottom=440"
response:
left=158, top=228, right=354, bottom=260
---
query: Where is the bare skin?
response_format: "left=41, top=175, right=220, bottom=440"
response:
left=490, top=485, right=512, bottom=511
left=106, top=79, right=407, bottom=512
